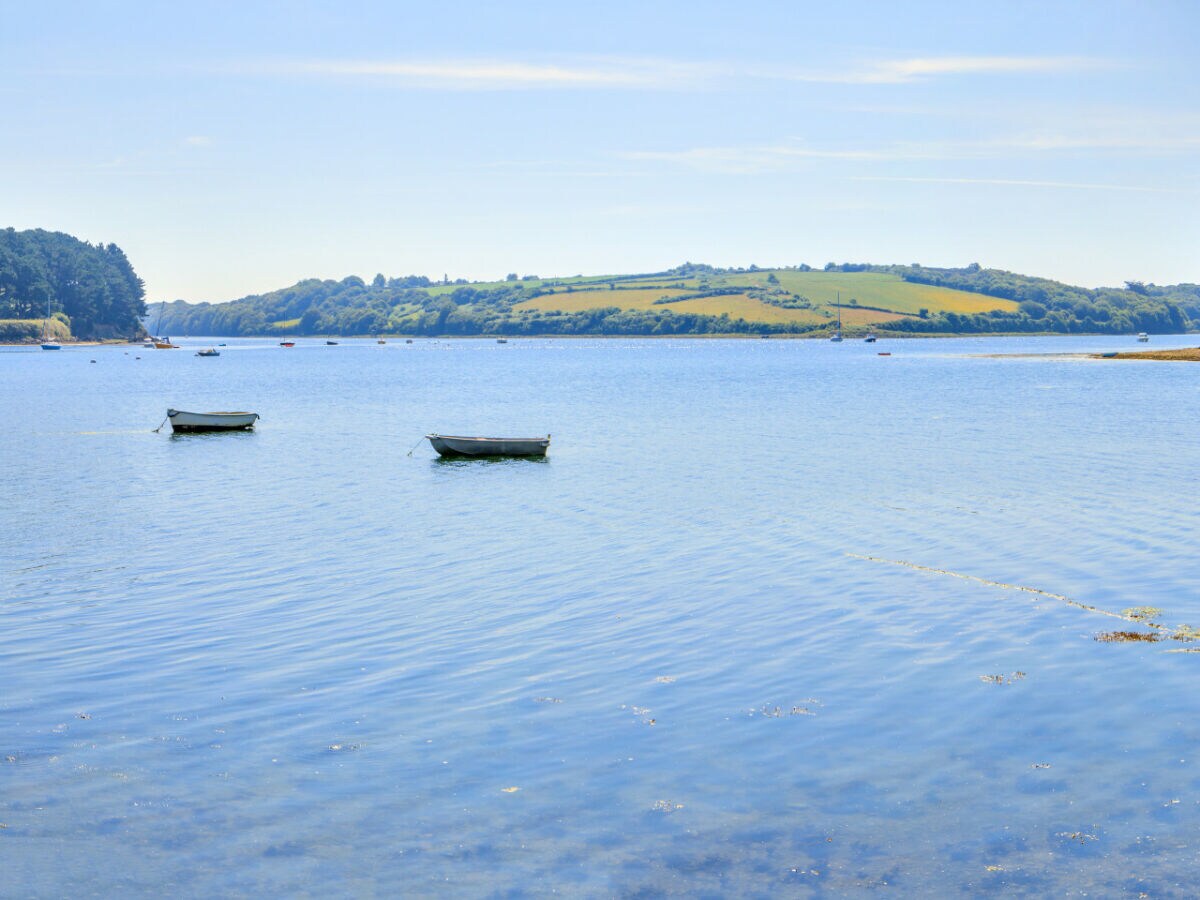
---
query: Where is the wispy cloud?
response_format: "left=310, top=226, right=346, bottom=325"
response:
left=622, top=132, right=1200, bottom=174
left=775, top=55, right=1114, bottom=84
left=852, top=175, right=1185, bottom=194
left=248, top=57, right=711, bottom=90
left=182, top=135, right=212, bottom=147
left=234, top=54, right=1112, bottom=91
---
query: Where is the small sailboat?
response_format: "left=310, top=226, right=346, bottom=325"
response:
left=40, top=295, right=61, bottom=349
left=280, top=341, right=296, bottom=348
left=150, top=302, right=177, bottom=347
left=864, top=333, right=877, bottom=343
left=427, top=433, right=550, bottom=458
left=195, top=348, right=220, bottom=357
left=166, top=409, right=260, bottom=432
left=830, top=292, right=843, bottom=342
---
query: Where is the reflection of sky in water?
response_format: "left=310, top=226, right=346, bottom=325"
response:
left=2, top=334, right=1199, bottom=894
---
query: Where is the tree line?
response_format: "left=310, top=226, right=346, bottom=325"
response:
left=0, top=228, right=147, bottom=339
left=154, top=263, right=1200, bottom=338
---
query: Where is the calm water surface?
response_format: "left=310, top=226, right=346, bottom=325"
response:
left=3, top=335, right=1200, bottom=896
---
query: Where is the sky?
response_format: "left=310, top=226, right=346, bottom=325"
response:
left=2, top=0, right=1198, bottom=301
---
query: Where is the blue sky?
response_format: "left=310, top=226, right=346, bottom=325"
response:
left=3, top=0, right=1197, bottom=300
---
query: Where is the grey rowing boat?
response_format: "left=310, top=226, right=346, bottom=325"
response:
left=427, top=433, right=550, bottom=458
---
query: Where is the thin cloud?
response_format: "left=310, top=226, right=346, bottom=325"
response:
left=250, top=57, right=712, bottom=90
left=621, top=144, right=891, bottom=174
left=622, top=132, right=1200, bottom=174
left=237, top=54, right=1112, bottom=91
left=852, top=175, right=1182, bottom=194
left=775, top=55, right=1114, bottom=84
left=182, top=135, right=212, bottom=147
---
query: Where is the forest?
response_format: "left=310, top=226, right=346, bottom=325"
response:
left=0, top=228, right=147, bottom=340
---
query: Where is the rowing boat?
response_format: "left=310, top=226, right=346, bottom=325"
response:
left=167, top=409, right=260, bottom=433
left=427, top=433, right=550, bottom=458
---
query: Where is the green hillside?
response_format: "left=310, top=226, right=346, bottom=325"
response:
left=156, top=263, right=1200, bottom=338
left=0, top=228, right=147, bottom=340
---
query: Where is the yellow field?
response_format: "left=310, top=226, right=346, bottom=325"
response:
left=514, top=291, right=914, bottom=326
left=516, top=288, right=693, bottom=312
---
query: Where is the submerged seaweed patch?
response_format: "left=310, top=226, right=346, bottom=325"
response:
left=1170, top=624, right=1200, bottom=642
left=1095, top=631, right=1161, bottom=643
left=980, top=672, right=1026, bottom=685
left=1123, top=606, right=1162, bottom=623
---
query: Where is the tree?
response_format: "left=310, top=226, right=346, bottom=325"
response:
left=372, top=273, right=386, bottom=288
left=506, top=273, right=519, bottom=282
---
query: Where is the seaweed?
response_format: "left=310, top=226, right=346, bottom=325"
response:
left=1094, top=631, right=1161, bottom=643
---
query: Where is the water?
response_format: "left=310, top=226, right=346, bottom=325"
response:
left=3, top=335, right=1200, bottom=895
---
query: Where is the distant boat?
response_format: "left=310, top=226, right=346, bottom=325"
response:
left=830, top=292, right=843, bottom=342
left=149, top=301, right=175, bottom=347
left=195, top=348, right=220, bottom=357
left=405, top=339, right=414, bottom=344
left=497, top=338, right=508, bottom=344
left=377, top=338, right=387, bottom=345
left=41, top=294, right=61, bottom=349
left=427, top=433, right=550, bottom=458
left=166, top=409, right=260, bottom=432
left=326, top=340, right=339, bottom=345
left=280, top=341, right=295, bottom=347
left=864, top=334, right=877, bottom=343
left=1137, top=332, right=1149, bottom=342
left=218, top=343, right=227, bottom=347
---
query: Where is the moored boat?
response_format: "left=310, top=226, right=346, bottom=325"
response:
left=427, top=433, right=550, bottom=458
left=167, top=409, right=260, bottom=432
left=280, top=341, right=295, bottom=347
left=196, top=348, right=220, bottom=357
left=326, top=340, right=339, bottom=345
left=1137, top=332, right=1149, bottom=342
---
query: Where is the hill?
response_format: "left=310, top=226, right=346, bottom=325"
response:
left=0, top=228, right=148, bottom=341
left=156, top=262, right=1200, bottom=338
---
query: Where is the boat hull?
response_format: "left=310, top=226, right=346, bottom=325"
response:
left=168, top=409, right=260, bottom=432
left=427, top=434, right=549, bottom=458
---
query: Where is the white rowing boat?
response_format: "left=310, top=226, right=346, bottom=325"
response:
left=427, top=433, right=550, bottom=458
left=167, top=409, right=260, bottom=433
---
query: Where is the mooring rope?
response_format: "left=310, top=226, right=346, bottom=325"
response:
left=152, top=414, right=169, bottom=433
left=845, top=553, right=1142, bottom=624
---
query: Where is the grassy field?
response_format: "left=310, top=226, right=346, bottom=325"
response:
left=725, top=271, right=1018, bottom=315
left=0, top=318, right=71, bottom=341
left=502, top=269, right=1015, bottom=327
